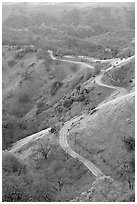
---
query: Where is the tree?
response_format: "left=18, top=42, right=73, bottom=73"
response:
left=50, top=81, right=63, bottom=96
left=50, top=125, right=60, bottom=134
left=39, top=144, right=51, bottom=159
left=123, top=137, right=135, bottom=152
left=93, top=64, right=102, bottom=76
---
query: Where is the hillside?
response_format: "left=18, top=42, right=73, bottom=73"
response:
left=3, top=130, right=95, bottom=201
left=3, top=45, right=113, bottom=150
left=2, top=2, right=135, bottom=202
left=102, top=57, right=135, bottom=91
left=68, top=92, right=135, bottom=201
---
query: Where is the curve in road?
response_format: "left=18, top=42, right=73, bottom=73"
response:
left=48, top=50, right=134, bottom=178
left=48, top=50, right=94, bottom=69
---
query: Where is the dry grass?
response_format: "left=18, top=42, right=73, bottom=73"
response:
left=68, top=92, right=135, bottom=185
left=8, top=130, right=95, bottom=202
left=102, top=61, right=135, bottom=91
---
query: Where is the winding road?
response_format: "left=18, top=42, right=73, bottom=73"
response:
left=48, top=50, right=134, bottom=178
left=48, top=50, right=94, bottom=69
left=11, top=50, right=134, bottom=178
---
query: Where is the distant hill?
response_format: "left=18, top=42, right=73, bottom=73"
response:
left=3, top=2, right=135, bottom=31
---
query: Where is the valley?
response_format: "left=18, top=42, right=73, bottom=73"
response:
left=2, top=2, right=135, bottom=202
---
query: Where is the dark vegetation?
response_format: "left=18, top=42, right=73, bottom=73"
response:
left=2, top=151, right=26, bottom=173
left=8, top=59, right=16, bottom=67
left=123, top=137, right=135, bottom=152
left=50, top=81, right=63, bottom=96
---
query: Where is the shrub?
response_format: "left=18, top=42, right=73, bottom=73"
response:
left=75, top=94, right=85, bottom=102
left=93, top=64, right=102, bottom=75
left=8, top=60, right=16, bottom=67
left=63, top=98, right=74, bottom=108
left=19, top=93, right=30, bottom=103
left=22, top=71, right=31, bottom=81
left=129, top=158, right=135, bottom=172
left=14, top=51, right=25, bottom=59
left=50, top=125, right=60, bottom=134
left=51, top=81, right=63, bottom=96
left=123, top=137, right=135, bottom=151
left=54, top=104, right=63, bottom=114
left=2, top=151, right=26, bottom=174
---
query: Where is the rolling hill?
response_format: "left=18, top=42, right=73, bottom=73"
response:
left=2, top=2, right=135, bottom=202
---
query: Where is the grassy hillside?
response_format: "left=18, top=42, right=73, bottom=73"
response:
left=68, top=92, right=135, bottom=190
left=3, top=131, right=95, bottom=202
left=2, top=46, right=113, bottom=150
left=2, top=2, right=135, bottom=202
left=102, top=60, right=135, bottom=91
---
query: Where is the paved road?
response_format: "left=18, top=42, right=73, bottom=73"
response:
left=48, top=50, right=133, bottom=178
left=10, top=50, right=134, bottom=178
left=48, top=50, right=94, bottom=69
left=106, top=55, right=135, bottom=71
left=11, top=128, right=51, bottom=153
left=60, top=118, right=106, bottom=177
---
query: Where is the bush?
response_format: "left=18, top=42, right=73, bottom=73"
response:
left=8, top=60, right=16, bottom=67
left=63, top=97, right=74, bottom=108
left=36, top=101, right=47, bottom=116
left=19, top=93, right=30, bottom=103
left=51, top=81, right=63, bottom=96
left=22, top=71, right=31, bottom=81
left=123, top=137, right=135, bottom=151
left=93, top=64, right=102, bottom=75
left=14, top=51, right=25, bottom=59
left=2, top=151, right=26, bottom=174
left=75, top=94, right=85, bottom=102
left=50, top=125, right=60, bottom=134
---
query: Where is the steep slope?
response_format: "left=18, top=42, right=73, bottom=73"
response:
left=3, top=46, right=114, bottom=150
left=3, top=51, right=135, bottom=201
left=3, top=129, right=95, bottom=202
left=68, top=92, right=135, bottom=187
left=102, top=57, right=135, bottom=91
